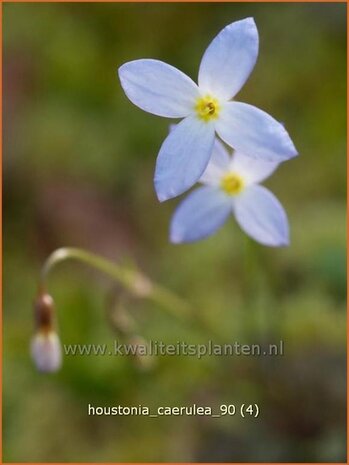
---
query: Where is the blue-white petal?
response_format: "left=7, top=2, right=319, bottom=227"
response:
left=200, top=138, right=231, bottom=185
left=170, top=186, right=231, bottom=243
left=198, top=18, right=259, bottom=101
left=230, top=150, right=280, bottom=185
left=234, top=185, right=289, bottom=247
left=118, top=59, right=199, bottom=118
left=216, top=102, right=298, bottom=161
left=155, top=116, right=215, bottom=201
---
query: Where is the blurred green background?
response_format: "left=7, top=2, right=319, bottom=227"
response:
left=3, top=3, right=346, bottom=463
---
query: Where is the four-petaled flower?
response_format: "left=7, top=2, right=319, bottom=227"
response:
left=118, top=18, right=298, bottom=202
left=170, top=139, right=289, bottom=247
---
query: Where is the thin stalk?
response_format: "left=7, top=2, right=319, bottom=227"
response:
left=40, top=247, right=191, bottom=322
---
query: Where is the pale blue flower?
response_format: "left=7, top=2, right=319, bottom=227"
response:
left=118, top=18, right=298, bottom=202
left=170, top=139, right=289, bottom=247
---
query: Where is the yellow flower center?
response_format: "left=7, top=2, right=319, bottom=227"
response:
left=195, top=95, right=220, bottom=122
left=220, top=172, right=244, bottom=196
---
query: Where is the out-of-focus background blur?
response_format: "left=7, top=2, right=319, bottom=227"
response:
left=3, top=3, right=346, bottom=462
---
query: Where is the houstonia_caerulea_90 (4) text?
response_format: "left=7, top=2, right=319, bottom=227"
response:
left=170, top=138, right=290, bottom=247
left=118, top=18, right=298, bottom=202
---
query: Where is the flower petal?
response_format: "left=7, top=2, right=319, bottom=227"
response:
left=200, top=138, right=231, bottom=185
left=118, top=59, right=199, bottom=118
left=170, top=186, right=231, bottom=243
left=198, top=18, right=259, bottom=101
left=216, top=102, right=298, bottom=161
left=155, top=116, right=215, bottom=201
left=234, top=185, right=289, bottom=247
left=230, top=150, right=280, bottom=185
left=31, top=332, right=62, bottom=373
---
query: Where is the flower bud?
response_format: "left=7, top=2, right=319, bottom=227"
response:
left=31, top=331, right=62, bottom=373
left=128, top=335, right=155, bottom=371
left=31, top=291, right=62, bottom=372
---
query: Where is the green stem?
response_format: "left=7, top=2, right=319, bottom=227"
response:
left=243, top=236, right=262, bottom=340
left=40, top=247, right=191, bottom=322
left=243, top=237, right=273, bottom=342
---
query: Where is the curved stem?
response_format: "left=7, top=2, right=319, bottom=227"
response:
left=40, top=247, right=191, bottom=321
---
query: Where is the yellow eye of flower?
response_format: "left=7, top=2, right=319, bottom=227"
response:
left=220, top=172, right=244, bottom=196
left=195, top=95, right=220, bottom=121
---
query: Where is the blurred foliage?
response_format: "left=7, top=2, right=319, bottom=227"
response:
left=3, top=3, right=346, bottom=462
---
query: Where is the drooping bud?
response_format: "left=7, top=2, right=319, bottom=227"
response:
left=127, top=335, right=155, bottom=371
left=31, top=291, right=62, bottom=372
